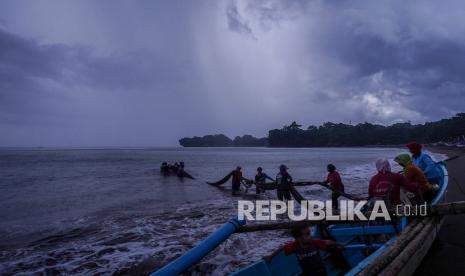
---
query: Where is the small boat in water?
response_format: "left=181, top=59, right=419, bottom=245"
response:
left=153, top=163, right=449, bottom=276
left=160, top=162, right=195, bottom=179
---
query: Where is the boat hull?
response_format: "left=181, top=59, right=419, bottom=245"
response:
left=152, top=163, right=448, bottom=276
left=232, top=163, right=449, bottom=276
left=395, top=218, right=443, bottom=276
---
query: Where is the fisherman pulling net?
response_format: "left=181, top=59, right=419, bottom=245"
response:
left=206, top=164, right=366, bottom=203
left=207, top=166, right=254, bottom=195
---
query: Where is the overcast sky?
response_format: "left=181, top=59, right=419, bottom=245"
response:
left=1, top=0, right=465, bottom=146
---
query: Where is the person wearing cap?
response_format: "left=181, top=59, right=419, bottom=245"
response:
left=276, top=164, right=293, bottom=201
left=324, top=164, right=345, bottom=211
left=254, top=167, right=274, bottom=194
left=406, top=142, right=442, bottom=184
left=394, top=154, right=436, bottom=202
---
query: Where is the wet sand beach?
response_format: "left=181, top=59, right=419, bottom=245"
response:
left=415, top=146, right=465, bottom=275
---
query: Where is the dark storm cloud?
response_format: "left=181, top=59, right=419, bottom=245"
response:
left=311, top=7, right=465, bottom=118
left=0, top=27, right=68, bottom=80
left=246, top=0, right=308, bottom=25
left=226, top=0, right=308, bottom=34
left=0, top=25, right=191, bottom=90
left=233, top=0, right=465, bottom=122
left=1, top=0, right=465, bottom=146
left=0, top=26, right=192, bottom=124
left=226, top=3, right=254, bottom=37
left=78, top=51, right=191, bottom=91
left=318, top=31, right=465, bottom=102
left=327, top=26, right=465, bottom=85
left=0, top=19, right=208, bottom=146
left=0, top=26, right=71, bottom=125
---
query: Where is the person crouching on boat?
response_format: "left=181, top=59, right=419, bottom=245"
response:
left=368, top=159, right=419, bottom=208
left=264, top=226, right=341, bottom=276
left=324, top=164, right=345, bottom=211
left=406, top=142, right=442, bottom=185
left=394, top=154, right=437, bottom=202
left=276, top=164, right=293, bottom=201
left=255, top=167, right=274, bottom=194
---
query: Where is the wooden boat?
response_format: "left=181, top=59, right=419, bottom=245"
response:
left=152, top=163, right=449, bottom=276
left=231, top=163, right=448, bottom=276
left=160, top=167, right=195, bottom=179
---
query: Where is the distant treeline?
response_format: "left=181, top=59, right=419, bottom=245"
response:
left=179, top=134, right=267, bottom=147
left=179, top=113, right=465, bottom=147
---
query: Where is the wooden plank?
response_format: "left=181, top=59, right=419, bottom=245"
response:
left=329, top=225, right=396, bottom=237
left=379, top=217, right=442, bottom=276
left=236, top=220, right=346, bottom=233
left=237, top=201, right=465, bottom=234
left=357, top=219, right=427, bottom=276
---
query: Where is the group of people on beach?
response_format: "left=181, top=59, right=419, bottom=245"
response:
left=369, top=142, right=441, bottom=207
left=230, top=142, right=441, bottom=209
left=260, top=142, right=442, bottom=276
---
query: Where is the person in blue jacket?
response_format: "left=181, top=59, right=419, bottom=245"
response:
left=406, top=142, right=442, bottom=184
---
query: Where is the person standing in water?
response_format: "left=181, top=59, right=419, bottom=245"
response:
left=231, top=166, right=248, bottom=195
left=276, top=164, right=293, bottom=201
left=254, top=167, right=274, bottom=194
left=176, top=161, right=185, bottom=176
left=160, top=162, right=169, bottom=175
left=324, top=164, right=345, bottom=211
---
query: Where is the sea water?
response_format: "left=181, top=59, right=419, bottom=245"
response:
left=0, top=147, right=445, bottom=275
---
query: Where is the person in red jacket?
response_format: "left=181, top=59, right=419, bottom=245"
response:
left=324, top=164, right=345, bottom=211
left=231, top=166, right=248, bottom=195
left=264, top=226, right=340, bottom=276
left=368, top=159, right=418, bottom=206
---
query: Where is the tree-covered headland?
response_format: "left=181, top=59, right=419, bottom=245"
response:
left=179, top=113, right=465, bottom=147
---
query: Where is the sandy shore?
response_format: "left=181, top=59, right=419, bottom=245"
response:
left=414, top=146, right=465, bottom=275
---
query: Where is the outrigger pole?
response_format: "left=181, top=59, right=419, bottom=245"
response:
left=152, top=201, right=465, bottom=275
left=237, top=201, right=465, bottom=233
left=151, top=218, right=245, bottom=276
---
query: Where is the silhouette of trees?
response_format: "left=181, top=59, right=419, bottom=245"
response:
left=267, top=113, right=465, bottom=147
left=179, top=113, right=465, bottom=147
left=179, top=134, right=267, bottom=147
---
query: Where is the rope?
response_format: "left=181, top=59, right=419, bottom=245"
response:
left=184, top=171, right=368, bottom=202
